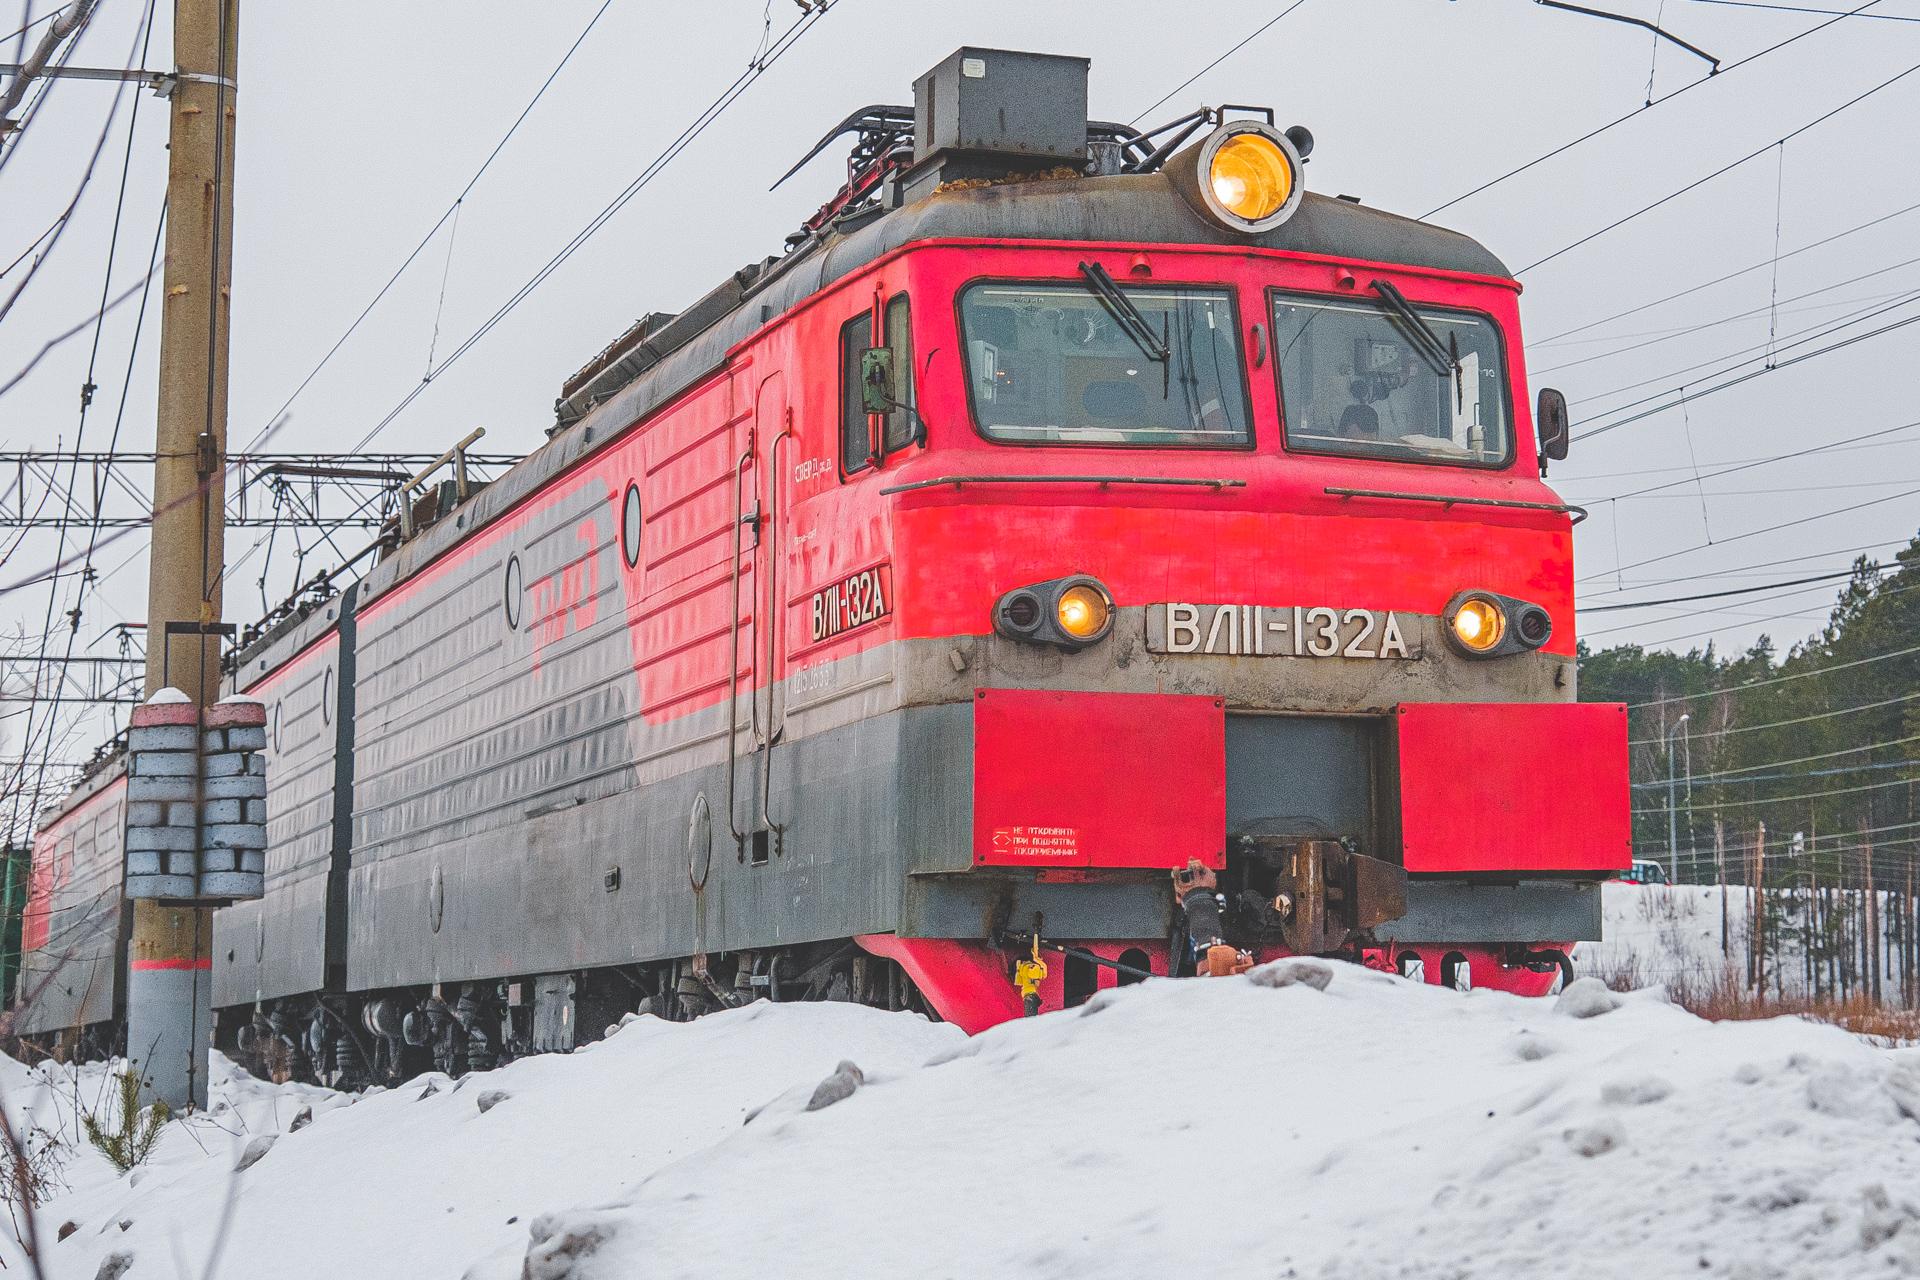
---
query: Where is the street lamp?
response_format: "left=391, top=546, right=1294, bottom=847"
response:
left=1666, top=712, right=1691, bottom=883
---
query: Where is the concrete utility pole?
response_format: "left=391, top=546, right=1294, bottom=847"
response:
left=132, top=0, right=239, bottom=1112
left=1664, top=712, right=1690, bottom=885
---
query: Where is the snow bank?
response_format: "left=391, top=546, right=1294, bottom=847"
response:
left=12, top=969, right=1920, bottom=1279
left=15, top=1004, right=953, bottom=1278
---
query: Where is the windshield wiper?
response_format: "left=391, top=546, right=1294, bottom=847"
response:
left=1369, top=279, right=1456, bottom=379
left=1079, top=261, right=1171, bottom=366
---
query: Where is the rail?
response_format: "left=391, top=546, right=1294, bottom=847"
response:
left=880, top=474, right=1246, bottom=494
left=1323, top=486, right=1589, bottom=524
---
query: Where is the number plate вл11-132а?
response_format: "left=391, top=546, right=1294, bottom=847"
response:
left=1145, top=603, right=1411, bottom=659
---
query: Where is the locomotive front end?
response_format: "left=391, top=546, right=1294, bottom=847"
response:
left=848, top=58, right=1628, bottom=1021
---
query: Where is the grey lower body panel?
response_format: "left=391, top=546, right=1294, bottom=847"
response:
left=211, top=863, right=330, bottom=1006
left=15, top=900, right=122, bottom=1036
left=341, top=704, right=971, bottom=993
left=1376, top=879, right=1602, bottom=944
left=902, top=874, right=1169, bottom=941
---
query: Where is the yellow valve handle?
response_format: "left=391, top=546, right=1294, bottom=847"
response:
left=1014, top=957, right=1048, bottom=997
left=1015, top=933, right=1047, bottom=1015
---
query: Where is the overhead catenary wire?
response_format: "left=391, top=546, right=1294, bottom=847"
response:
left=1564, top=435, right=1920, bottom=485
left=338, top=0, right=837, bottom=460
left=1634, top=755, right=1920, bottom=795
left=3, top=5, right=69, bottom=47
left=1581, top=574, right=1920, bottom=643
left=1570, top=285, right=1920, bottom=420
left=1616, top=608, right=1832, bottom=653
left=0, top=15, right=81, bottom=169
left=1580, top=484, right=1920, bottom=587
left=1571, top=305, right=1920, bottom=443
left=239, top=0, right=620, bottom=454
left=0, top=266, right=154, bottom=399
left=1627, top=641, right=1920, bottom=707
left=1574, top=417, right=1920, bottom=505
left=2, top=211, right=65, bottom=280
left=1597, top=579, right=1920, bottom=652
left=1640, top=734, right=1920, bottom=784
left=1515, top=56, right=1920, bottom=276
left=1687, top=0, right=1920, bottom=21
left=1713, top=815, right=1920, bottom=850
left=1631, top=770, right=1918, bottom=813
left=1422, top=0, right=1885, bottom=218
left=1531, top=254, right=1920, bottom=376
left=1606, top=478, right=1920, bottom=498
left=0, top=0, right=148, bottom=327
left=1577, top=566, right=1870, bottom=611
left=198, top=3, right=838, bottom=618
left=1535, top=197, right=1920, bottom=346
left=2, top=0, right=726, bottom=607
left=1127, top=0, right=1313, bottom=125
left=0, top=0, right=96, bottom=135
left=1578, top=538, right=1908, bottom=597
left=5, top=0, right=161, bottom=839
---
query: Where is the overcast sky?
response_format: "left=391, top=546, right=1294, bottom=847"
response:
left=5, top=0, right=1920, bottom=764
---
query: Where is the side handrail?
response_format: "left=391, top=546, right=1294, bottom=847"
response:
left=723, top=433, right=758, bottom=852
left=759, top=419, right=795, bottom=852
left=881, top=474, right=1245, bottom=495
left=1323, top=486, right=1589, bottom=524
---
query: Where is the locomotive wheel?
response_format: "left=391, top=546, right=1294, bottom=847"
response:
left=1440, top=952, right=1473, bottom=992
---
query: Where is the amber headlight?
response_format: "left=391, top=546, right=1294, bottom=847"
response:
left=1210, top=132, right=1294, bottom=223
left=1056, top=584, right=1111, bottom=641
left=994, top=575, right=1115, bottom=650
left=1450, top=597, right=1506, bottom=653
left=1444, top=591, right=1553, bottom=658
left=1175, top=122, right=1308, bottom=234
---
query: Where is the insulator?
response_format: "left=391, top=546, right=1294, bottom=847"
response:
left=276, top=1034, right=308, bottom=1081
left=365, top=998, right=404, bottom=1040
left=675, top=973, right=707, bottom=1020
left=454, top=985, right=484, bottom=1032
left=464, top=1026, right=495, bottom=1074
left=432, top=1025, right=461, bottom=1077
left=333, top=1033, right=362, bottom=1078
left=306, top=1013, right=329, bottom=1061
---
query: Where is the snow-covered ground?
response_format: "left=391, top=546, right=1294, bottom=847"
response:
left=1579, top=882, right=1910, bottom=1001
left=6, top=961, right=1918, bottom=1279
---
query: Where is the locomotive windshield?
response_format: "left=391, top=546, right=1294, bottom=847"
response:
left=1271, top=292, right=1512, bottom=467
left=959, top=283, right=1250, bottom=447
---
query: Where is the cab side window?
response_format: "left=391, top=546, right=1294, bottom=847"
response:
left=840, top=311, right=875, bottom=472
left=882, top=294, right=916, bottom=453
left=840, top=294, right=917, bottom=475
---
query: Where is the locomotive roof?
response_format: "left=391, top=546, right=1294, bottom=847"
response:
left=348, top=172, right=1512, bottom=617
left=846, top=172, right=1510, bottom=278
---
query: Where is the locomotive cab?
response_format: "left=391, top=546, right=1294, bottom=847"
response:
left=796, top=52, right=1628, bottom=1018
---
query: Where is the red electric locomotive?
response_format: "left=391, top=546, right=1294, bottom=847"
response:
left=15, top=48, right=1626, bottom=1077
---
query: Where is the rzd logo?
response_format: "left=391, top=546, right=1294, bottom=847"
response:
left=527, top=520, right=600, bottom=674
